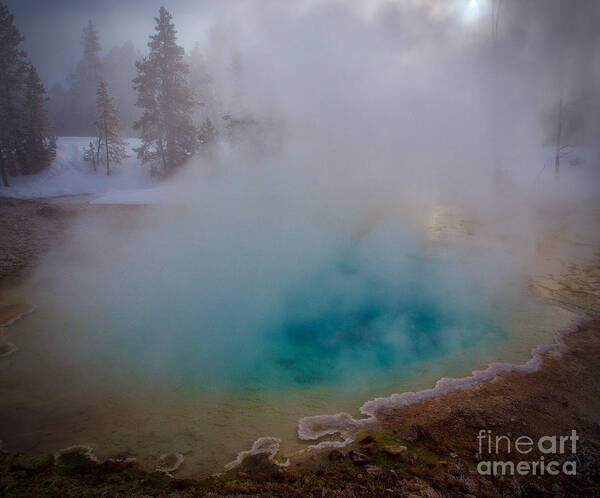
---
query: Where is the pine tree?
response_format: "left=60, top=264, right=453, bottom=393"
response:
left=18, top=63, right=56, bottom=174
left=94, top=80, right=127, bottom=176
left=0, top=2, right=27, bottom=186
left=83, top=140, right=100, bottom=171
left=102, top=41, right=141, bottom=134
left=82, top=20, right=101, bottom=83
left=199, top=117, right=217, bottom=147
left=69, top=20, right=102, bottom=135
left=133, top=6, right=198, bottom=176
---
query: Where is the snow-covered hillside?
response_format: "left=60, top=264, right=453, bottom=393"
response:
left=0, top=137, right=156, bottom=199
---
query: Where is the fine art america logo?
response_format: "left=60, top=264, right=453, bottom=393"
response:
left=477, top=430, right=579, bottom=476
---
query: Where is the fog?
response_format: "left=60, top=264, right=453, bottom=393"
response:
left=3, top=0, right=599, bottom=475
left=22, top=0, right=600, bottom=378
left=9, top=0, right=600, bottom=164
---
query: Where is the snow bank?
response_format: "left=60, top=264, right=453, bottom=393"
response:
left=89, top=187, right=165, bottom=205
left=0, top=137, right=155, bottom=200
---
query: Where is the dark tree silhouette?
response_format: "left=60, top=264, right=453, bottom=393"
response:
left=133, top=7, right=199, bottom=176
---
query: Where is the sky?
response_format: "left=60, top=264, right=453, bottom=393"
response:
left=5, top=0, right=487, bottom=87
left=5, top=0, right=598, bottom=94
left=4, top=0, right=599, bottom=155
left=5, top=0, right=217, bottom=86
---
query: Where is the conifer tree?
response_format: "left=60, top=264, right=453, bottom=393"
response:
left=93, top=80, right=127, bottom=176
left=0, top=2, right=26, bottom=186
left=19, top=63, right=56, bottom=174
left=82, top=20, right=101, bottom=83
left=198, top=117, right=217, bottom=148
left=69, top=20, right=102, bottom=135
left=133, top=6, right=198, bottom=176
left=83, top=139, right=100, bottom=171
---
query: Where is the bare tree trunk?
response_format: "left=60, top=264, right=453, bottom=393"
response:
left=554, top=97, right=563, bottom=180
left=158, top=135, right=167, bottom=175
left=93, top=137, right=101, bottom=172
left=0, top=156, right=9, bottom=187
left=105, top=140, right=110, bottom=176
left=104, top=124, right=110, bottom=176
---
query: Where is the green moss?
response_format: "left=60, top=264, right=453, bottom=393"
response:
left=11, top=453, right=53, bottom=472
left=55, top=448, right=96, bottom=473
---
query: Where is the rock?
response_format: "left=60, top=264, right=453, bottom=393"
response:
left=235, top=452, right=281, bottom=479
left=364, top=465, right=383, bottom=476
left=11, top=453, right=53, bottom=472
left=400, top=428, right=419, bottom=442
left=446, top=462, right=464, bottom=475
left=401, top=425, right=428, bottom=442
left=328, top=449, right=344, bottom=462
left=383, top=445, right=407, bottom=456
left=406, top=477, right=426, bottom=491
left=361, top=442, right=378, bottom=456
left=359, top=435, right=375, bottom=444
left=348, top=450, right=371, bottom=465
left=0, top=342, right=17, bottom=358
left=156, top=452, right=184, bottom=473
left=405, top=477, right=440, bottom=497
left=54, top=445, right=99, bottom=472
left=420, top=487, right=441, bottom=498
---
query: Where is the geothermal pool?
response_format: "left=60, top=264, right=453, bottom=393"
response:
left=0, top=207, right=573, bottom=476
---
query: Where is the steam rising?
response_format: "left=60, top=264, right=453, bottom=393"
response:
left=4, top=0, right=599, bottom=475
left=23, top=0, right=599, bottom=390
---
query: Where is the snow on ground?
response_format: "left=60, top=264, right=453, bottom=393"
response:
left=90, top=188, right=167, bottom=205
left=1, top=137, right=597, bottom=205
left=0, top=137, right=156, bottom=200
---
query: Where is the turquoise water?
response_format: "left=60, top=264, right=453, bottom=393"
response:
left=48, top=221, right=508, bottom=395
left=260, top=264, right=505, bottom=390
left=3, top=215, right=569, bottom=476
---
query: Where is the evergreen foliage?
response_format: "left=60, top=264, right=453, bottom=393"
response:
left=0, top=2, right=54, bottom=186
left=18, top=64, right=56, bottom=174
left=133, top=6, right=199, bottom=176
left=91, top=80, right=127, bottom=176
left=69, top=20, right=102, bottom=135
left=198, top=117, right=217, bottom=147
